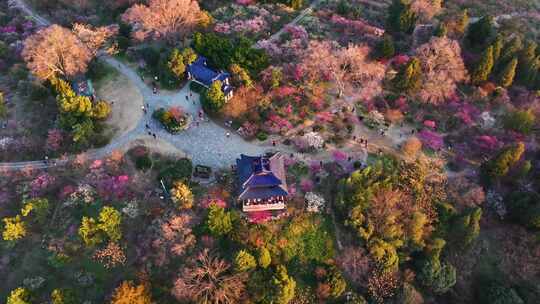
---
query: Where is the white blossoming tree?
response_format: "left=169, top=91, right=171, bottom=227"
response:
left=305, top=192, right=325, bottom=213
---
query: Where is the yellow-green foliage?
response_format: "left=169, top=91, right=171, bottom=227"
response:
left=7, top=287, right=30, bottom=304
left=97, top=206, right=122, bottom=241
left=368, top=238, right=399, bottom=271
left=91, top=100, right=111, bottom=119
left=79, top=216, right=102, bottom=246
left=21, top=198, right=50, bottom=224
left=277, top=214, right=334, bottom=263
left=170, top=181, right=194, bottom=209
left=271, top=265, right=296, bottom=304
left=234, top=250, right=257, bottom=272
left=79, top=206, right=122, bottom=246
left=257, top=246, right=272, bottom=268
left=58, top=94, right=93, bottom=115
left=2, top=215, right=27, bottom=241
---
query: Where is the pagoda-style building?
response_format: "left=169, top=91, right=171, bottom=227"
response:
left=236, top=153, right=288, bottom=213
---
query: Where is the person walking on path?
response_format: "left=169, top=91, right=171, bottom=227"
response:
left=226, top=132, right=231, bottom=138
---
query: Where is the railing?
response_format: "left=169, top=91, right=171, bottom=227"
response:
left=243, top=202, right=286, bottom=212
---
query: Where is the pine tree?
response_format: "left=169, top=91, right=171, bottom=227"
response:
left=524, top=55, right=540, bottom=89
left=387, top=0, right=417, bottom=34
left=471, top=46, right=494, bottom=84
left=455, top=9, right=469, bottom=36
left=454, top=207, right=482, bottom=248
left=491, top=34, right=504, bottom=63
left=499, top=57, right=518, bottom=87
left=377, top=35, right=395, bottom=59
left=517, top=40, right=537, bottom=82
left=206, top=204, right=232, bottom=236
left=167, top=49, right=185, bottom=80
left=394, top=57, right=422, bottom=93
left=271, top=265, right=296, bottom=304
left=499, top=36, right=522, bottom=66
left=258, top=246, right=272, bottom=268
left=234, top=250, right=257, bottom=272
left=202, top=80, right=226, bottom=113
left=434, top=22, right=448, bottom=37
left=466, top=15, right=494, bottom=48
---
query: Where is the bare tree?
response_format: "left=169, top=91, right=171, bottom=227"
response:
left=22, top=24, right=92, bottom=80
left=121, top=0, right=203, bottom=42
left=172, top=249, right=247, bottom=303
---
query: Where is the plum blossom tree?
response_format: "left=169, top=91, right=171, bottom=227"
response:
left=72, top=23, right=118, bottom=56
left=22, top=25, right=92, bottom=80
left=411, top=0, right=442, bottom=22
left=122, top=0, right=203, bottom=42
left=414, top=37, right=469, bottom=104
left=300, top=41, right=385, bottom=99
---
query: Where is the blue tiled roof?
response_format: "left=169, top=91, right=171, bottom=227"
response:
left=187, top=56, right=231, bottom=88
left=236, top=154, right=288, bottom=201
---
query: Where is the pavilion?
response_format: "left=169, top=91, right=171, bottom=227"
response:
left=186, top=56, right=233, bottom=100
left=236, top=153, right=288, bottom=213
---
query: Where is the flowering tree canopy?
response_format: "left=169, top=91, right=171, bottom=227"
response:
left=414, top=37, right=469, bottom=104
left=122, top=0, right=203, bottom=42
left=23, top=24, right=92, bottom=80
left=300, top=41, right=385, bottom=99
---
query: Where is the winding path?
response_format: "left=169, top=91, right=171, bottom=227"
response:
left=1, top=0, right=421, bottom=172
left=1, top=0, right=287, bottom=171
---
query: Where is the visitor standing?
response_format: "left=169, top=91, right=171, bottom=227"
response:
left=226, top=132, right=231, bottom=138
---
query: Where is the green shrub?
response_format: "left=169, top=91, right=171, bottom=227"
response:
left=503, top=109, right=535, bottom=134
left=256, top=131, right=268, bottom=141
left=479, top=281, right=524, bottom=304
left=29, top=82, right=50, bottom=101
left=505, top=191, right=540, bottom=229
left=135, top=155, right=152, bottom=171
left=158, top=158, right=193, bottom=187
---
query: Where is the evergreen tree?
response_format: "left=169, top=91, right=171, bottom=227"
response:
left=377, top=35, right=396, bottom=59
left=499, top=36, right=522, bottom=66
left=499, top=57, right=518, bottom=87
left=258, top=246, right=272, bottom=268
left=206, top=204, right=232, bottom=236
left=434, top=22, right=448, bottom=37
left=517, top=40, right=537, bottom=82
left=234, top=250, right=257, bottom=272
left=167, top=48, right=186, bottom=80
left=7, top=287, right=30, bottom=304
left=466, top=15, right=494, bottom=48
left=394, top=57, right=422, bottom=93
left=202, top=80, right=226, bottom=113
left=482, top=142, right=525, bottom=181
left=455, top=9, right=469, bottom=36
left=524, top=55, right=540, bottom=89
left=503, top=109, right=536, bottom=134
left=0, top=91, right=6, bottom=119
left=417, top=238, right=457, bottom=294
left=454, top=207, right=482, bottom=248
left=471, top=46, right=494, bottom=84
left=271, top=265, right=296, bottom=304
left=387, top=0, right=417, bottom=34
left=181, top=47, right=197, bottom=65
left=491, top=34, right=504, bottom=63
